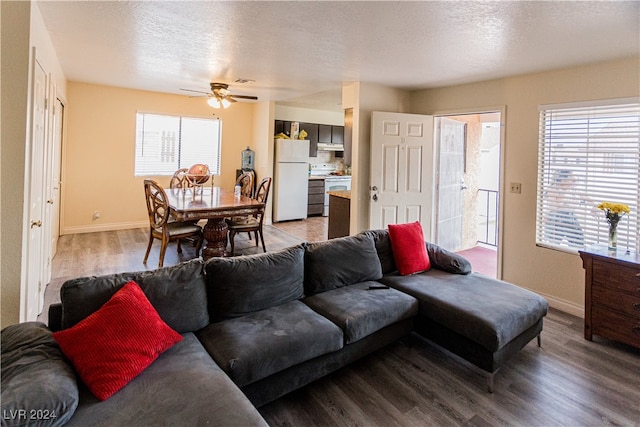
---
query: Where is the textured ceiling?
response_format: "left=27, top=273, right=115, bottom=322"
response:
left=37, top=1, right=639, bottom=110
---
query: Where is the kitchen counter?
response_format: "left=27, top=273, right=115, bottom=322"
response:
left=327, top=190, right=351, bottom=199
left=308, top=175, right=325, bottom=180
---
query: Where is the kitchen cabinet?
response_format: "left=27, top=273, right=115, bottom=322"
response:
left=318, top=125, right=332, bottom=144
left=299, top=122, right=319, bottom=157
left=307, top=179, right=325, bottom=216
left=331, top=126, right=344, bottom=145
left=580, top=247, right=640, bottom=349
left=328, top=191, right=350, bottom=239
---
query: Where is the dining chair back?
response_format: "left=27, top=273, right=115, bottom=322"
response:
left=169, top=168, right=193, bottom=189
left=227, top=177, right=272, bottom=256
left=236, top=171, right=255, bottom=198
left=143, top=179, right=203, bottom=268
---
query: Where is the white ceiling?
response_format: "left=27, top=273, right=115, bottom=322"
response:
left=37, top=1, right=639, bottom=111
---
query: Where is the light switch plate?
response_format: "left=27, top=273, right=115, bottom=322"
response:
left=510, top=182, right=522, bottom=194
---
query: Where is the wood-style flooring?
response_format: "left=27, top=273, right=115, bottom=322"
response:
left=41, top=221, right=640, bottom=426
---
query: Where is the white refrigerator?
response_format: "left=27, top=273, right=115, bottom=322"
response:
left=273, top=139, right=310, bottom=222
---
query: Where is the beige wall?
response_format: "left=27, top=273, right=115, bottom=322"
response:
left=62, top=82, right=257, bottom=233
left=410, top=57, right=640, bottom=315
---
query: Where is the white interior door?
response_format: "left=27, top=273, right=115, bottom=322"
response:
left=47, top=98, right=64, bottom=260
left=23, top=57, right=48, bottom=321
left=435, top=117, right=466, bottom=251
left=369, top=111, right=434, bottom=240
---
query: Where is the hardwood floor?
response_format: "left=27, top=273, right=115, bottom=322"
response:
left=41, top=223, right=640, bottom=426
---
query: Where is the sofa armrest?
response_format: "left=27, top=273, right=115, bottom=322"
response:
left=48, top=303, right=63, bottom=332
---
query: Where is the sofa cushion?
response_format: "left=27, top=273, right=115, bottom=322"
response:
left=197, top=300, right=344, bottom=387
left=380, top=270, right=548, bottom=351
left=426, top=242, right=472, bottom=274
left=305, top=234, right=383, bottom=295
left=361, top=229, right=397, bottom=274
left=1, top=322, right=78, bottom=427
left=205, top=244, right=305, bottom=321
left=53, top=281, right=183, bottom=401
left=303, top=281, right=418, bottom=344
left=59, top=258, right=208, bottom=333
left=65, top=333, right=268, bottom=427
left=388, top=222, right=431, bottom=275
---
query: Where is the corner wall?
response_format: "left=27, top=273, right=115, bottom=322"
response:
left=410, top=57, right=640, bottom=315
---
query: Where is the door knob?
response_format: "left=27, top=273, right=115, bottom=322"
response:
left=30, top=220, right=42, bottom=228
left=372, top=194, right=378, bottom=202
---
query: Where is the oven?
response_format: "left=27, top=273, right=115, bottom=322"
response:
left=323, top=176, right=351, bottom=216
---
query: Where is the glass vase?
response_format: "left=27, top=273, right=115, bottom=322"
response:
left=608, top=222, right=618, bottom=251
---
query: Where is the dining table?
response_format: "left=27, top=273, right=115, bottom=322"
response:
left=165, top=186, right=265, bottom=259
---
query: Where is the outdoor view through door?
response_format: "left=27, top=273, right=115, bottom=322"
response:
left=435, top=113, right=502, bottom=278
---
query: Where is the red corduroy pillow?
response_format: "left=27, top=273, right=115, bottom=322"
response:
left=388, top=222, right=431, bottom=275
left=53, top=281, right=182, bottom=400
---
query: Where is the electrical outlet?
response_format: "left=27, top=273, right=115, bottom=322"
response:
left=510, top=182, right=522, bottom=194
left=92, top=211, right=101, bottom=220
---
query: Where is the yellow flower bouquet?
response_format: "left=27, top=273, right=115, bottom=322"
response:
left=597, top=202, right=630, bottom=249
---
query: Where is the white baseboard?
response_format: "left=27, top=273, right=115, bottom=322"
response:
left=530, top=289, right=584, bottom=318
left=62, top=221, right=148, bottom=235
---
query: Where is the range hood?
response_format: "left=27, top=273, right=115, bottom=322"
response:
left=317, top=142, right=344, bottom=151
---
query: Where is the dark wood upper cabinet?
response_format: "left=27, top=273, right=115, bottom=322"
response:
left=274, top=120, right=284, bottom=136
left=318, top=125, right=332, bottom=144
left=299, top=122, right=319, bottom=157
left=331, top=126, right=344, bottom=145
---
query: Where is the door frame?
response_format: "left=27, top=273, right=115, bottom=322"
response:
left=432, top=106, right=506, bottom=279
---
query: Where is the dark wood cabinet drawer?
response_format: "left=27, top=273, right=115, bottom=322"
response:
left=308, top=179, right=325, bottom=189
left=593, top=259, right=640, bottom=294
left=308, top=188, right=325, bottom=196
left=592, top=306, right=640, bottom=347
left=592, top=286, right=640, bottom=319
left=308, top=194, right=325, bottom=204
left=307, top=204, right=324, bottom=216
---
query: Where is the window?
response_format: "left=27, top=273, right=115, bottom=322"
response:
left=536, top=98, right=640, bottom=253
left=135, top=113, right=221, bottom=176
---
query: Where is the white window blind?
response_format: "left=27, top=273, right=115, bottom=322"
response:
left=536, top=98, right=640, bottom=252
left=135, top=113, right=221, bottom=176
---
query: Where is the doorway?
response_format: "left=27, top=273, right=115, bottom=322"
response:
left=434, top=112, right=502, bottom=278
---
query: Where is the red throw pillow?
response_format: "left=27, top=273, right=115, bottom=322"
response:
left=388, top=222, right=431, bottom=275
left=53, top=281, right=182, bottom=400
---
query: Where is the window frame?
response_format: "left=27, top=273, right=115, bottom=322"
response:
left=535, top=97, right=640, bottom=254
left=134, top=112, right=222, bottom=177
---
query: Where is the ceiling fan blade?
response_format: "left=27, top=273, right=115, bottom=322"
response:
left=230, top=94, right=259, bottom=100
left=180, top=88, right=211, bottom=95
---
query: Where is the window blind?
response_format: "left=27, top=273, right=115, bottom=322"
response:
left=135, top=113, right=221, bottom=176
left=536, top=98, right=640, bottom=253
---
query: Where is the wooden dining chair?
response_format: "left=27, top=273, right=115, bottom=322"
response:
left=236, top=171, right=254, bottom=198
left=169, top=168, right=193, bottom=189
left=143, top=179, right=203, bottom=268
left=227, top=177, right=272, bottom=256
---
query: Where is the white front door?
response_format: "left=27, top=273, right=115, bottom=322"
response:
left=435, top=117, right=467, bottom=251
left=23, top=57, right=48, bottom=321
left=369, top=111, right=434, bottom=240
left=46, top=98, right=64, bottom=264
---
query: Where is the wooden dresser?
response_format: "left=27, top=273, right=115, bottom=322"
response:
left=579, top=246, right=640, bottom=349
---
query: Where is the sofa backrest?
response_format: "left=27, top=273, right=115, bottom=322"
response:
left=361, top=229, right=472, bottom=275
left=58, top=258, right=209, bottom=334
left=304, top=234, right=383, bottom=295
left=204, top=244, right=305, bottom=321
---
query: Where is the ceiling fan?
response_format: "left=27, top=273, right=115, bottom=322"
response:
left=180, top=82, right=258, bottom=109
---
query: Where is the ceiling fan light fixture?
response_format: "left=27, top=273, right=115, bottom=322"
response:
left=220, top=97, right=232, bottom=109
left=207, top=96, right=221, bottom=108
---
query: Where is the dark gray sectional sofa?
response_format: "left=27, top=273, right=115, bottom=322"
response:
left=2, top=230, right=548, bottom=426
